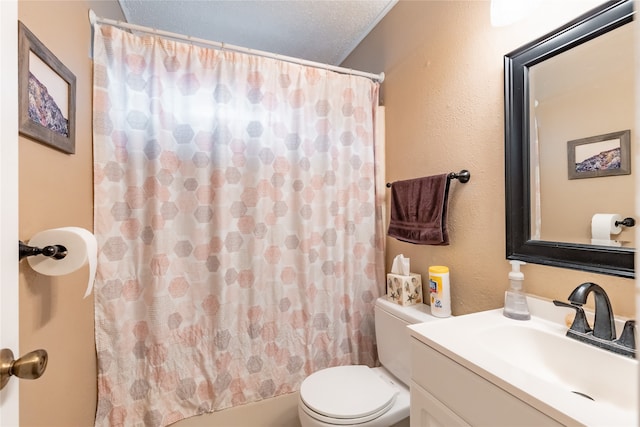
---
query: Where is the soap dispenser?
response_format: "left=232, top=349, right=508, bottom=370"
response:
left=503, top=260, right=530, bottom=320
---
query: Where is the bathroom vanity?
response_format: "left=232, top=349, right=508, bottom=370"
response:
left=407, top=297, right=638, bottom=427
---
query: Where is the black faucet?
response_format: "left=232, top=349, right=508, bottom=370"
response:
left=553, top=282, right=635, bottom=358
left=567, top=282, right=616, bottom=340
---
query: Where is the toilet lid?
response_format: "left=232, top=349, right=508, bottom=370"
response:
left=300, top=365, right=398, bottom=421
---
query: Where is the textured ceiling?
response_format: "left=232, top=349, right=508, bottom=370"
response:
left=118, top=0, right=397, bottom=66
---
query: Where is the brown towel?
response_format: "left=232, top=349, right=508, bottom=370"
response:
left=387, top=174, right=450, bottom=245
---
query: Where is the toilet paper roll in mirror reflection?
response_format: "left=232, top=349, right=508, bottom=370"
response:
left=591, top=214, right=623, bottom=247
left=26, top=227, right=97, bottom=298
left=591, top=213, right=623, bottom=239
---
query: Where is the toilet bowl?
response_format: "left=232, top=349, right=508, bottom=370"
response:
left=298, top=297, right=436, bottom=427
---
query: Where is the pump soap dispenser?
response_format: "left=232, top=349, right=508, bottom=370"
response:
left=503, top=260, right=530, bottom=320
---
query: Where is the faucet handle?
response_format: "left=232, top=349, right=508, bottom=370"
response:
left=615, top=320, right=636, bottom=350
left=553, top=300, right=592, bottom=334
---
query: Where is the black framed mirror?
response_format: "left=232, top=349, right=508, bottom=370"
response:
left=504, top=0, right=635, bottom=278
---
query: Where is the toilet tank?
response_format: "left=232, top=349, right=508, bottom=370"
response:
left=374, top=297, right=437, bottom=386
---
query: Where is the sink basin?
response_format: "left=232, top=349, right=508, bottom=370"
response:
left=408, top=297, right=638, bottom=426
left=476, top=322, right=637, bottom=412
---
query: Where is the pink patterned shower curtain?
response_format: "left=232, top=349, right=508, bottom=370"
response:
left=92, top=24, right=384, bottom=427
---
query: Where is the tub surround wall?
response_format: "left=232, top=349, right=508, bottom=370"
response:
left=341, top=0, right=635, bottom=318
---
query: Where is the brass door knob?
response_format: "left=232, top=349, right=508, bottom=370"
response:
left=0, top=348, right=48, bottom=390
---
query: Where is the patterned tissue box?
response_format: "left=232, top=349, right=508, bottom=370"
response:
left=386, top=273, right=423, bottom=306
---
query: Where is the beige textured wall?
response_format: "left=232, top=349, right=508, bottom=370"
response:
left=18, top=2, right=123, bottom=425
left=342, top=0, right=635, bottom=318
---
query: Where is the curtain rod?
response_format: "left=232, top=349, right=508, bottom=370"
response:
left=88, top=10, right=385, bottom=83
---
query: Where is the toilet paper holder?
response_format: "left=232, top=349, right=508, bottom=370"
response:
left=615, top=217, right=635, bottom=228
left=18, top=241, right=68, bottom=261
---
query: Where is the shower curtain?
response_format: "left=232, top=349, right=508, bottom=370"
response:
left=92, top=24, right=384, bottom=427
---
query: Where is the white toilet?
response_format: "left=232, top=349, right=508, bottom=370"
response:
left=298, top=297, right=436, bottom=427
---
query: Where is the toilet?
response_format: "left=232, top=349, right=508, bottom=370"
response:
left=298, top=297, right=437, bottom=427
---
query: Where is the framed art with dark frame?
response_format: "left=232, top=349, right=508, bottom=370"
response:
left=567, top=130, right=630, bottom=180
left=18, top=21, right=76, bottom=154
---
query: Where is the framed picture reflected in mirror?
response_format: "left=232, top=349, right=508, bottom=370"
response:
left=567, top=130, right=630, bottom=180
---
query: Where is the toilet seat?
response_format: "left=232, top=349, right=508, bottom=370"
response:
left=299, top=365, right=398, bottom=425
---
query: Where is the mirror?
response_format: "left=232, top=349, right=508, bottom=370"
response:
left=504, top=0, right=635, bottom=278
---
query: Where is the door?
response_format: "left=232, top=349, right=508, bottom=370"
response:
left=0, top=0, right=20, bottom=425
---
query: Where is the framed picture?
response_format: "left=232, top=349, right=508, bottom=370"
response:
left=567, top=130, right=630, bottom=180
left=18, top=21, right=76, bottom=154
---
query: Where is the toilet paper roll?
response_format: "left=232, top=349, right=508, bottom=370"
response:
left=26, top=227, right=98, bottom=298
left=591, top=213, right=623, bottom=241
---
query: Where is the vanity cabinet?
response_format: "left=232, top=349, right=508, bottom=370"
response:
left=409, top=338, right=563, bottom=427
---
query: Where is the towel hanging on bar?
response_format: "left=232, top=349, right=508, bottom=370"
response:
left=386, top=169, right=470, bottom=188
left=387, top=174, right=451, bottom=245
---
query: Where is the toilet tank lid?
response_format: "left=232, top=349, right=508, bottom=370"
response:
left=375, top=297, right=435, bottom=324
